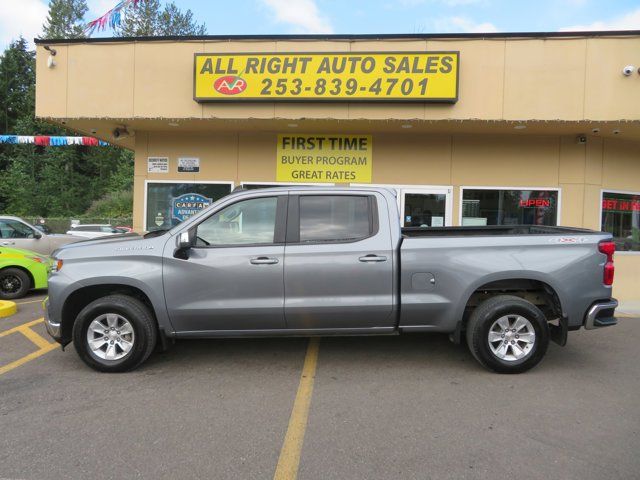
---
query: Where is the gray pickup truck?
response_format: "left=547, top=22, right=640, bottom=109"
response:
left=44, top=187, right=618, bottom=374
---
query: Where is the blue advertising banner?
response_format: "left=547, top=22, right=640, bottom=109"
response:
left=172, top=193, right=213, bottom=222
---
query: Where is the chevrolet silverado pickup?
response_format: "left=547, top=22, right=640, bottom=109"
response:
left=44, top=187, right=618, bottom=373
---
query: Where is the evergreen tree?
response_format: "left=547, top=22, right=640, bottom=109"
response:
left=42, top=0, right=88, bottom=39
left=159, top=2, right=207, bottom=36
left=0, top=38, right=35, bottom=134
left=116, top=0, right=206, bottom=37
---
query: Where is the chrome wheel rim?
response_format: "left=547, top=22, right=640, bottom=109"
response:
left=488, top=315, right=536, bottom=362
left=86, top=314, right=135, bottom=361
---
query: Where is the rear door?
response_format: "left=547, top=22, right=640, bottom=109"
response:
left=284, top=192, right=394, bottom=330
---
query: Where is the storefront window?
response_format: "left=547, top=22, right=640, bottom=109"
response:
left=145, top=182, right=232, bottom=231
left=462, top=189, right=559, bottom=226
left=601, top=191, right=640, bottom=252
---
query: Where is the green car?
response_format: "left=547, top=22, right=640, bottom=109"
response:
left=0, top=246, right=51, bottom=299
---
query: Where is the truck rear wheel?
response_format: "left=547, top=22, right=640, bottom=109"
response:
left=465, top=295, right=549, bottom=374
left=72, top=294, right=157, bottom=372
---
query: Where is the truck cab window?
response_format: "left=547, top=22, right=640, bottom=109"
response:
left=196, top=196, right=278, bottom=246
left=299, top=195, right=371, bottom=242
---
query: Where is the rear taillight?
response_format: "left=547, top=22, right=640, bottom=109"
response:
left=598, top=240, right=615, bottom=286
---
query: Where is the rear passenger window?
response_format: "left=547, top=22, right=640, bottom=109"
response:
left=299, top=195, right=372, bottom=242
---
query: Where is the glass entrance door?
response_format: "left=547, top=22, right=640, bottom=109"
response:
left=399, top=188, right=452, bottom=227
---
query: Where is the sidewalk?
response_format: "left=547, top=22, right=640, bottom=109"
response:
left=617, top=300, right=640, bottom=318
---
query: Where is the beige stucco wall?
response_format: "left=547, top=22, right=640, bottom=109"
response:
left=36, top=36, right=640, bottom=122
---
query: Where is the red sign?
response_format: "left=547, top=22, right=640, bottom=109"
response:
left=519, top=199, right=550, bottom=208
left=213, top=76, right=247, bottom=95
left=602, top=198, right=640, bottom=212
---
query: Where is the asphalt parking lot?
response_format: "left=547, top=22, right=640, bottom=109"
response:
left=1, top=292, right=639, bottom=480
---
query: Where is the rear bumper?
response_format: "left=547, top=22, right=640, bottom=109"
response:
left=584, top=299, right=618, bottom=330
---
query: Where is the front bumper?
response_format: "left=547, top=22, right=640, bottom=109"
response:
left=584, top=299, right=618, bottom=330
left=43, top=297, right=63, bottom=342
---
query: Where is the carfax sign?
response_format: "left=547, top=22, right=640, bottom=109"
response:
left=276, top=134, right=372, bottom=183
left=194, top=52, right=459, bottom=102
left=172, top=193, right=213, bottom=222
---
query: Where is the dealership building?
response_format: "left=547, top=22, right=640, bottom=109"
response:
left=35, top=31, right=639, bottom=300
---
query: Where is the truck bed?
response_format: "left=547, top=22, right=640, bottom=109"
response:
left=401, top=225, right=602, bottom=237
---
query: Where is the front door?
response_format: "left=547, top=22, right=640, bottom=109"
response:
left=0, top=218, right=47, bottom=254
left=400, top=187, right=452, bottom=227
left=163, top=195, right=287, bottom=332
left=284, top=192, right=394, bottom=330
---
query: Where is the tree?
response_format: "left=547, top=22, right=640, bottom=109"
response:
left=115, top=0, right=206, bottom=37
left=42, top=0, right=88, bottom=39
left=0, top=38, right=35, bottom=134
left=159, top=3, right=207, bottom=36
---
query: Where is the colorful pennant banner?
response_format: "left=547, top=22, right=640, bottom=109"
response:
left=85, top=0, right=146, bottom=35
left=0, top=135, right=110, bottom=147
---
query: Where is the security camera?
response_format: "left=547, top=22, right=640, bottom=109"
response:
left=112, top=127, right=132, bottom=139
left=576, top=134, right=587, bottom=144
left=622, top=65, right=635, bottom=76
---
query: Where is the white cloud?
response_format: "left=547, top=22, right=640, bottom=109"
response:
left=433, top=16, right=498, bottom=33
left=0, top=0, right=48, bottom=49
left=260, top=0, right=333, bottom=34
left=560, top=7, right=640, bottom=31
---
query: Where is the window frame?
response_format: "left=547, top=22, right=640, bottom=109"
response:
left=600, top=188, right=640, bottom=255
left=143, top=179, right=235, bottom=232
left=190, top=194, right=288, bottom=249
left=459, top=186, right=562, bottom=226
left=286, top=194, right=379, bottom=245
left=0, top=219, right=38, bottom=239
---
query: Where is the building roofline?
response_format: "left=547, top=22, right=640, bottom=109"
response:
left=34, top=30, right=640, bottom=45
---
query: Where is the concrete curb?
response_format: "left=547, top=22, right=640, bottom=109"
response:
left=0, top=300, right=17, bottom=318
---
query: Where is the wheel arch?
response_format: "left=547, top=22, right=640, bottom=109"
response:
left=60, top=283, right=159, bottom=343
left=451, top=272, right=565, bottom=343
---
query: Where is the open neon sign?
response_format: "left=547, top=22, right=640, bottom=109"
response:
left=519, top=199, right=551, bottom=207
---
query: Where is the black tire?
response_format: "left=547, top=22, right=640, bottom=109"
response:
left=72, top=294, right=157, bottom=372
left=465, top=295, right=549, bottom=374
left=0, top=268, right=31, bottom=300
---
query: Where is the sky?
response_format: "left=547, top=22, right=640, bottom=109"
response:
left=1, top=0, right=640, bottom=50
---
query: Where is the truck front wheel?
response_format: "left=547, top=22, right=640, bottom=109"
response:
left=465, top=295, right=549, bottom=374
left=72, top=294, right=157, bottom=372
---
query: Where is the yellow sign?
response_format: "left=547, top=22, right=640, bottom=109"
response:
left=276, top=135, right=372, bottom=183
left=194, top=52, right=459, bottom=102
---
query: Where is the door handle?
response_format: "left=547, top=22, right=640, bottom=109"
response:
left=359, top=254, right=387, bottom=263
left=1, top=241, right=15, bottom=246
left=250, top=257, right=279, bottom=265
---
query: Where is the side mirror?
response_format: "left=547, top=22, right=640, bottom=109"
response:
left=178, top=231, right=192, bottom=249
left=33, top=231, right=42, bottom=239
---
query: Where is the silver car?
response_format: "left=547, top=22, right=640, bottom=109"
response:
left=66, top=224, right=124, bottom=239
left=0, top=216, right=80, bottom=256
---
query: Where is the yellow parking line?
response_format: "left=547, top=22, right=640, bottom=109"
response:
left=14, top=298, right=46, bottom=306
left=0, top=316, right=58, bottom=376
left=19, top=325, right=55, bottom=350
left=273, top=338, right=320, bottom=480
left=0, top=342, right=58, bottom=376
left=0, top=318, right=45, bottom=337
